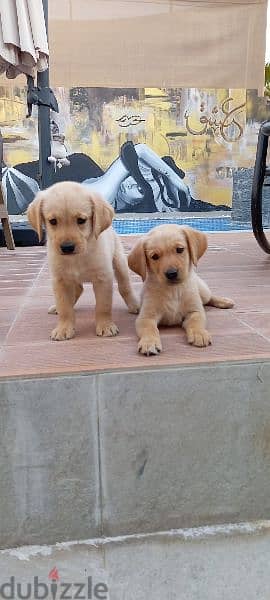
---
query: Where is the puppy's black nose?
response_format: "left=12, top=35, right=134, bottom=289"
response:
left=165, top=268, right=178, bottom=280
left=60, top=242, right=75, bottom=254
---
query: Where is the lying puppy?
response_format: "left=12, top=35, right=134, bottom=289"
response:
left=27, top=181, right=139, bottom=340
left=128, top=224, right=234, bottom=355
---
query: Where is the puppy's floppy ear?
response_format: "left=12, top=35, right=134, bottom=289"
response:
left=27, top=192, right=45, bottom=242
left=183, top=226, right=207, bottom=266
left=128, top=238, right=147, bottom=281
left=90, top=192, right=114, bottom=239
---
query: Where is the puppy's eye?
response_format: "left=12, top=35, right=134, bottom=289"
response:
left=176, top=247, right=184, bottom=254
left=49, top=218, right=57, bottom=226
left=151, top=253, right=160, bottom=261
left=77, top=217, right=87, bottom=225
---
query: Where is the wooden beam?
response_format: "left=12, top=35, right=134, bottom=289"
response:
left=0, top=130, right=15, bottom=250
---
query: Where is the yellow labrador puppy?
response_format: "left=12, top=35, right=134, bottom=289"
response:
left=27, top=181, right=139, bottom=341
left=128, top=224, right=234, bottom=355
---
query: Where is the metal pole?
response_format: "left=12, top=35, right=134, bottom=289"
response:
left=37, top=0, right=52, bottom=190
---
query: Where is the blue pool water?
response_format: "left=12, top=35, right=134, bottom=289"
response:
left=113, top=216, right=253, bottom=235
left=2, top=216, right=268, bottom=247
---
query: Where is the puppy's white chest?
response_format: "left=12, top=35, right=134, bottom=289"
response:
left=75, top=263, right=95, bottom=283
left=159, top=288, right=183, bottom=326
left=54, top=260, right=94, bottom=284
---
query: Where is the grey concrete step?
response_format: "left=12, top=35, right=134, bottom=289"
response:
left=1, top=361, right=270, bottom=548
left=1, top=522, right=270, bottom=599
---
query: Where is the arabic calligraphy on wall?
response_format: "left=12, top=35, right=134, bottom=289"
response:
left=184, top=97, right=245, bottom=142
left=116, top=97, right=246, bottom=144
left=116, top=114, right=146, bottom=127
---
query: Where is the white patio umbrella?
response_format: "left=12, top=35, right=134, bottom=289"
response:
left=0, top=0, right=49, bottom=78
left=0, top=0, right=55, bottom=191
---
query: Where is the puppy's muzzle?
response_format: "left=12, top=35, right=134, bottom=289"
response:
left=60, top=241, right=75, bottom=254
left=165, top=268, right=179, bottom=281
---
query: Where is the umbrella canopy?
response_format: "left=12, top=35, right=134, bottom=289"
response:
left=0, top=0, right=49, bottom=79
left=0, top=1, right=54, bottom=191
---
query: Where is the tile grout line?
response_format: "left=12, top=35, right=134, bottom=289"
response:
left=234, top=314, right=270, bottom=345
left=2, top=256, right=47, bottom=348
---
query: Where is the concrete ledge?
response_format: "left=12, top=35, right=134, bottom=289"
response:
left=1, top=522, right=270, bottom=600
left=1, top=361, right=270, bottom=547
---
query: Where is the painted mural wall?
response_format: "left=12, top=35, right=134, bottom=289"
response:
left=0, top=86, right=268, bottom=214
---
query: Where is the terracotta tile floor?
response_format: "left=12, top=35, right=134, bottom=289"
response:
left=1, top=232, right=270, bottom=379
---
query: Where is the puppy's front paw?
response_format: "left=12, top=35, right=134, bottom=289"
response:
left=138, top=336, right=162, bottom=356
left=96, top=321, right=119, bottom=337
left=187, top=328, right=212, bottom=348
left=48, top=304, right=58, bottom=315
left=51, top=324, right=75, bottom=341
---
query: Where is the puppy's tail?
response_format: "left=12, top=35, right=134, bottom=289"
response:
left=207, top=295, right=234, bottom=309
left=113, top=236, right=140, bottom=314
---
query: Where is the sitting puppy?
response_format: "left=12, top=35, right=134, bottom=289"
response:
left=27, top=181, right=139, bottom=341
left=128, top=224, right=234, bottom=355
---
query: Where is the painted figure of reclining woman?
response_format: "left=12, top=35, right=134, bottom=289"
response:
left=3, top=140, right=230, bottom=215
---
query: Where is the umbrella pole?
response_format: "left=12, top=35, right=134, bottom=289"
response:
left=37, top=0, right=52, bottom=190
